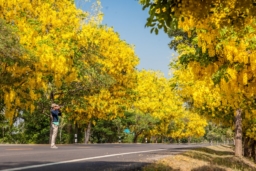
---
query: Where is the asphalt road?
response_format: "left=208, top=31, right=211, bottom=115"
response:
left=0, top=143, right=208, bottom=171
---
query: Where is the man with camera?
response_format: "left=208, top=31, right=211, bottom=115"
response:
left=50, top=103, right=62, bottom=149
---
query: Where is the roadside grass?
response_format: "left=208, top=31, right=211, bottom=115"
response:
left=142, top=145, right=256, bottom=171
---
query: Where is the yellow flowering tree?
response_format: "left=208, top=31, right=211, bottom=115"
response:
left=171, top=59, right=256, bottom=158
left=134, top=70, right=207, bottom=142
left=62, top=25, right=139, bottom=143
left=141, top=0, right=256, bottom=157
left=0, top=0, right=87, bottom=122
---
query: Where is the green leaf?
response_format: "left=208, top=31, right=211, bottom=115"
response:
left=158, top=24, right=163, bottom=29
left=224, top=75, right=229, bottom=82
left=142, top=4, right=150, bottom=10
left=150, top=23, right=156, bottom=27
left=155, top=28, right=159, bottom=35
left=150, top=27, right=155, bottom=34
left=164, top=25, right=167, bottom=33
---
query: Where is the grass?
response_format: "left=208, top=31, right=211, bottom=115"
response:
left=142, top=145, right=256, bottom=171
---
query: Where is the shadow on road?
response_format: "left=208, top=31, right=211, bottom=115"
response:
left=0, top=161, right=151, bottom=171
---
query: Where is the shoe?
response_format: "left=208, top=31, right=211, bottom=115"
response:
left=51, top=146, right=58, bottom=149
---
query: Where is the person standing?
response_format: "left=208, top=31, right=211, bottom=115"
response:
left=50, top=103, right=61, bottom=149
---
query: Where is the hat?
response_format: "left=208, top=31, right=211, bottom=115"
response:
left=51, top=103, right=58, bottom=108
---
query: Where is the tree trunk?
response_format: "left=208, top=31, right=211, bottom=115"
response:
left=67, top=124, right=72, bottom=143
left=244, top=137, right=250, bottom=157
left=188, top=137, right=191, bottom=144
left=84, top=128, right=86, bottom=143
left=59, top=127, right=62, bottom=143
left=49, top=116, right=53, bottom=144
left=133, top=133, right=139, bottom=143
left=49, top=90, right=54, bottom=144
left=235, top=109, right=243, bottom=157
left=84, top=121, right=91, bottom=144
left=74, top=123, right=78, bottom=143
left=251, top=140, right=256, bottom=163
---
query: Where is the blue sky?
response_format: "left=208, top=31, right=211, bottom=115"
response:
left=75, top=0, right=175, bottom=77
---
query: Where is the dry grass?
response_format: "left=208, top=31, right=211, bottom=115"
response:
left=142, top=145, right=256, bottom=171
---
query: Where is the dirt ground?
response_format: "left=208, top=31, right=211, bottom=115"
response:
left=142, top=145, right=256, bottom=171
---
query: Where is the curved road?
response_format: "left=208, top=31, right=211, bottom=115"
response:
left=0, top=143, right=208, bottom=171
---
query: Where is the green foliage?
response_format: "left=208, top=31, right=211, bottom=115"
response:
left=204, top=122, right=234, bottom=143
left=0, top=19, right=33, bottom=113
left=128, top=111, right=159, bottom=143
left=22, top=111, right=51, bottom=144
left=211, top=64, right=231, bottom=85
left=0, top=19, right=25, bottom=62
left=88, top=111, right=158, bottom=143
left=89, top=112, right=135, bottom=143
left=0, top=115, right=26, bottom=144
left=141, top=0, right=178, bottom=34
left=168, top=29, right=218, bottom=68
left=90, top=119, right=119, bottom=143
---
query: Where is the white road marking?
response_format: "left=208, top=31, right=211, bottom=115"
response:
left=0, top=149, right=165, bottom=171
left=0, top=146, right=91, bottom=158
left=5, top=148, right=33, bottom=151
